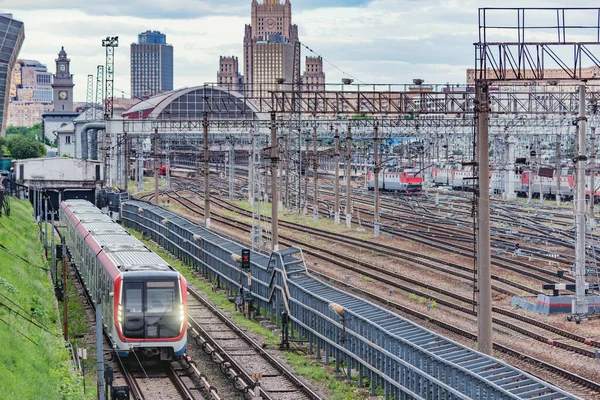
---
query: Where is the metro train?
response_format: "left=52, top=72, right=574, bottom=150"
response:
left=59, top=199, right=188, bottom=359
left=432, top=166, right=600, bottom=200
left=367, top=167, right=423, bottom=194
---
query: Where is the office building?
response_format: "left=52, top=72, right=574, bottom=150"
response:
left=217, top=56, right=244, bottom=92
left=8, top=59, right=53, bottom=127
left=216, top=0, right=325, bottom=97
left=254, top=34, right=294, bottom=98
left=302, top=56, right=325, bottom=91
left=131, top=30, right=174, bottom=99
left=0, top=13, right=25, bottom=137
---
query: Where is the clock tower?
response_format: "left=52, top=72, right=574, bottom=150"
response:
left=52, top=46, right=74, bottom=112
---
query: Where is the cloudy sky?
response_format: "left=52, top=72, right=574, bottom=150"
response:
left=6, top=0, right=600, bottom=102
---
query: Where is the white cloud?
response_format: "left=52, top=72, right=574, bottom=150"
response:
left=9, top=0, right=600, bottom=102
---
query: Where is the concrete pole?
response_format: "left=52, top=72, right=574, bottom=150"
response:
left=248, top=149, right=253, bottom=204
left=229, top=141, right=235, bottom=200
left=62, top=238, right=68, bottom=342
left=135, top=136, right=140, bottom=192
left=313, top=126, right=318, bottom=221
left=590, top=127, right=596, bottom=219
left=51, top=209, right=55, bottom=282
left=373, top=124, right=380, bottom=238
left=556, top=134, right=561, bottom=206
left=476, top=81, right=493, bottom=355
left=527, top=170, right=533, bottom=204
left=203, top=113, right=211, bottom=229
left=574, top=84, right=588, bottom=316
left=334, top=130, right=340, bottom=224
left=303, top=137, right=309, bottom=215
left=538, top=136, right=543, bottom=204
left=96, top=299, right=104, bottom=400
left=123, top=133, right=128, bottom=191
left=270, top=112, right=279, bottom=251
left=346, top=126, right=352, bottom=228
left=44, top=196, right=48, bottom=259
left=504, top=135, right=516, bottom=200
left=153, top=128, right=159, bottom=205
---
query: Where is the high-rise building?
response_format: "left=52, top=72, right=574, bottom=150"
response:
left=217, top=56, right=244, bottom=92
left=302, top=56, right=325, bottom=91
left=217, top=0, right=324, bottom=97
left=0, top=13, right=25, bottom=137
left=254, top=34, right=294, bottom=98
left=130, top=30, right=173, bottom=100
left=7, top=59, right=53, bottom=127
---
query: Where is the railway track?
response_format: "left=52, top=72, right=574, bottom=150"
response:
left=186, top=284, right=322, bottom=400
left=56, top=216, right=231, bottom=400
left=135, top=191, right=600, bottom=397
left=150, top=192, right=600, bottom=354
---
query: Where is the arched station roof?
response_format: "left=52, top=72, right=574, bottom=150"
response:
left=123, top=86, right=263, bottom=120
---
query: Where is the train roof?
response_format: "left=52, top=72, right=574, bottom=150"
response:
left=94, top=234, right=144, bottom=247
left=106, top=251, right=172, bottom=272
left=61, top=199, right=176, bottom=275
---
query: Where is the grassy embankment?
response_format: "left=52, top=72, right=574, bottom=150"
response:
left=0, top=198, right=85, bottom=399
left=127, top=227, right=375, bottom=400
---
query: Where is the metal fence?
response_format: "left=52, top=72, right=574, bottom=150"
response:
left=122, top=200, right=578, bottom=400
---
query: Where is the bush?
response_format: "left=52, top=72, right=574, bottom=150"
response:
left=6, top=135, right=46, bottom=160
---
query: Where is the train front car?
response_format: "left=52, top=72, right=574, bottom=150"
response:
left=117, top=269, right=188, bottom=359
left=60, top=199, right=187, bottom=360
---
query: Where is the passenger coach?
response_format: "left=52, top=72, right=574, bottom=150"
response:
left=59, top=200, right=187, bottom=359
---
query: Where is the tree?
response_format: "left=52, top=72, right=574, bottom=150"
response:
left=6, top=135, right=46, bottom=159
left=6, top=124, right=49, bottom=145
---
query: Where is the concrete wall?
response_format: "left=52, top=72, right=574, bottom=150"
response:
left=14, top=157, right=103, bottom=182
left=57, top=132, right=75, bottom=156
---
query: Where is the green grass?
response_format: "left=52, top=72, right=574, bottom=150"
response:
left=126, top=228, right=369, bottom=399
left=57, top=261, right=97, bottom=399
left=0, top=198, right=84, bottom=399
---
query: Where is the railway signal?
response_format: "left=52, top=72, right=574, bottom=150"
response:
left=241, top=249, right=251, bottom=270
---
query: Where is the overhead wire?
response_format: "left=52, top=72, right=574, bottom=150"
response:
left=300, top=42, right=367, bottom=85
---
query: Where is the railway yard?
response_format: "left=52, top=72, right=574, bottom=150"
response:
left=114, top=166, right=600, bottom=399
left=6, top=4, right=600, bottom=400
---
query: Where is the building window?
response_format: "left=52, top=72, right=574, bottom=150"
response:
left=65, top=136, right=71, bottom=144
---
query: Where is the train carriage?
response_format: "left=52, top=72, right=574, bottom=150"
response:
left=367, top=167, right=422, bottom=194
left=59, top=199, right=187, bottom=359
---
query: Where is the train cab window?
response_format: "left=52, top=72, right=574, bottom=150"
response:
left=125, top=284, right=143, bottom=312
left=123, top=280, right=179, bottom=339
left=147, top=281, right=175, bottom=314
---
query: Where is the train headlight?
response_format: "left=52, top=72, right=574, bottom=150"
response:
left=179, top=305, right=185, bottom=331
left=118, top=306, right=123, bottom=323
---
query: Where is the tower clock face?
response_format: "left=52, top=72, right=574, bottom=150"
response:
left=60, top=64, right=66, bottom=72
left=59, top=91, right=68, bottom=100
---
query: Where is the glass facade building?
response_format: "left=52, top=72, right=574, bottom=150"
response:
left=130, top=31, right=173, bottom=100
left=0, top=14, right=25, bottom=136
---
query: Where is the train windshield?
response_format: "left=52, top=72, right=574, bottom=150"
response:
left=123, top=280, right=180, bottom=339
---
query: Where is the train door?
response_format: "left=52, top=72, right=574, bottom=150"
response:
left=123, top=281, right=145, bottom=338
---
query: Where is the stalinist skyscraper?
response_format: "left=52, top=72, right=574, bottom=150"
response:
left=217, top=0, right=325, bottom=95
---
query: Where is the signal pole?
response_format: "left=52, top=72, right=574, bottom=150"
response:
left=270, top=112, right=279, bottom=251
left=574, top=84, right=588, bottom=318
left=476, top=81, right=492, bottom=355
left=373, top=124, right=380, bottom=238
left=204, top=113, right=211, bottom=229
left=334, top=128, right=340, bottom=224
left=312, top=126, right=318, bottom=221
left=154, top=128, right=159, bottom=205
left=345, top=126, right=352, bottom=228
